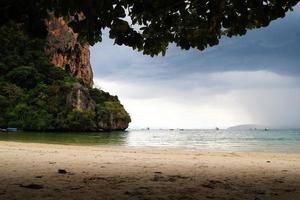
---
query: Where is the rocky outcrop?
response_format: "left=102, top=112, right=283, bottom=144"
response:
left=66, top=83, right=95, bottom=111
left=44, top=15, right=131, bottom=131
left=0, top=13, right=130, bottom=131
left=96, top=108, right=130, bottom=131
left=65, top=83, right=131, bottom=131
left=63, top=84, right=130, bottom=133
left=97, top=118, right=130, bottom=131
left=45, top=15, right=93, bottom=87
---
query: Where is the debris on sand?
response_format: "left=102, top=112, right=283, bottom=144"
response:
left=58, top=169, right=68, bottom=174
left=19, top=184, right=44, bottom=189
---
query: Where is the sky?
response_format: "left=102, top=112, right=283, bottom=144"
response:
left=90, top=4, right=300, bottom=129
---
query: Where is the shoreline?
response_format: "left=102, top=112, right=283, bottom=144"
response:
left=1, top=129, right=299, bottom=154
left=1, top=140, right=300, bottom=154
left=0, top=141, right=300, bottom=199
left=1, top=140, right=300, bottom=160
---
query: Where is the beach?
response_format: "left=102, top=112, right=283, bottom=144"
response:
left=0, top=141, right=299, bottom=200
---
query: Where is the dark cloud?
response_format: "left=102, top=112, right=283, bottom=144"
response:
left=91, top=5, right=300, bottom=82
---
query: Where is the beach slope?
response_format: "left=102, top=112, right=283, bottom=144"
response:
left=0, top=141, right=299, bottom=200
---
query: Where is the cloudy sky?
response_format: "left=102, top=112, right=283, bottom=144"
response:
left=91, top=4, right=300, bottom=129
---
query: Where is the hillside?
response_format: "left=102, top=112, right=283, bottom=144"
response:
left=0, top=22, right=130, bottom=131
left=228, top=124, right=268, bottom=130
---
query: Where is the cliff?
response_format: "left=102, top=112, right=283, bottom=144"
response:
left=46, top=15, right=93, bottom=87
left=66, top=84, right=131, bottom=131
left=45, top=16, right=130, bottom=131
left=0, top=20, right=130, bottom=131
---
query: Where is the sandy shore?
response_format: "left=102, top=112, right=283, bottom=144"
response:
left=0, top=141, right=299, bottom=200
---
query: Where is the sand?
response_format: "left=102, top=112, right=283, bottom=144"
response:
left=0, top=141, right=299, bottom=200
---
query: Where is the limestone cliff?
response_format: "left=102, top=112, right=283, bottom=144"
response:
left=45, top=15, right=93, bottom=87
left=66, top=84, right=131, bottom=131
left=66, top=83, right=96, bottom=111
left=44, top=16, right=131, bottom=131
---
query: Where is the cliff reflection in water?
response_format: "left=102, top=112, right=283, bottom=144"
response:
left=0, top=132, right=127, bottom=145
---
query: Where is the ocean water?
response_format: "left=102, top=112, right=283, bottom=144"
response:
left=0, top=129, right=299, bottom=153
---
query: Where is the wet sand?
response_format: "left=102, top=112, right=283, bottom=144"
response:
left=0, top=141, right=299, bottom=200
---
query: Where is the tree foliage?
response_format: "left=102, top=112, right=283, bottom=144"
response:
left=0, top=0, right=299, bottom=56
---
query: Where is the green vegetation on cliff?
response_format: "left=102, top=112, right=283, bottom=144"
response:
left=0, top=23, right=130, bottom=131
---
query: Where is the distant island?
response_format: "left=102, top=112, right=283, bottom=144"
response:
left=228, top=124, right=269, bottom=130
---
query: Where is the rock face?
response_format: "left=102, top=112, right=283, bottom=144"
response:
left=97, top=117, right=130, bottom=131
left=45, top=16, right=131, bottom=131
left=66, top=83, right=96, bottom=111
left=96, top=104, right=131, bottom=131
left=65, top=83, right=131, bottom=131
left=45, top=15, right=93, bottom=87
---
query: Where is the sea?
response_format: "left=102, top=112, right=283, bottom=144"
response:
left=0, top=129, right=300, bottom=153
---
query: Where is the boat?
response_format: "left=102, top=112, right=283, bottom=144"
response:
left=216, top=127, right=219, bottom=131
left=6, top=128, right=17, bottom=132
left=0, top=128, right=6, bottom=132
